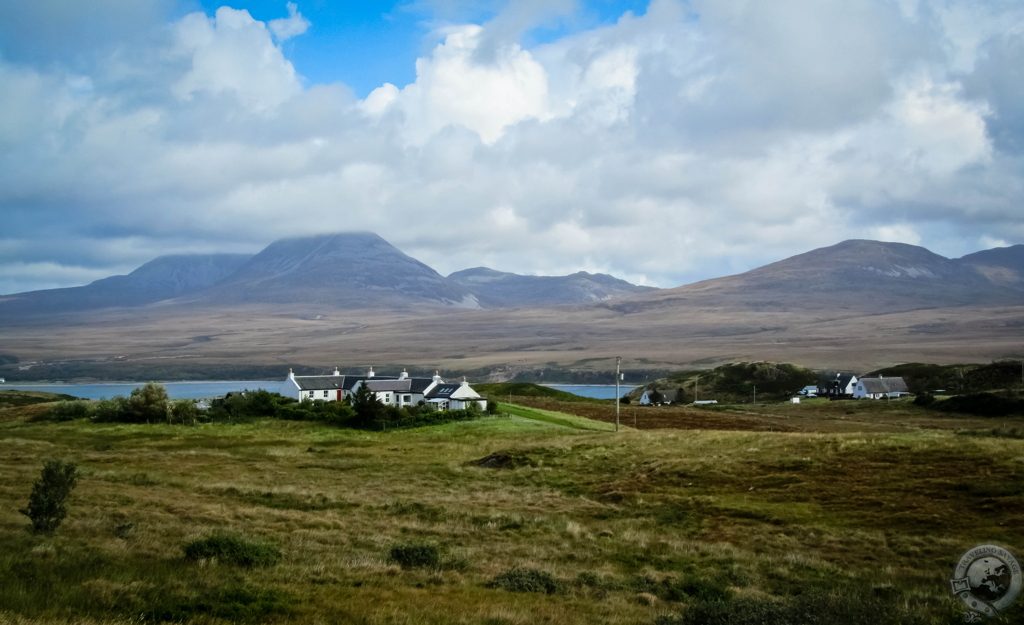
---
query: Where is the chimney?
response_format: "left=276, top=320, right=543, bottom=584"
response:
left=367, top=366, right=375, bottom=378
left=433, top=370, right=443, bottom=384
left=461, top=376, right=468, bottom=387
left=399, top=369, right=408, bottom=380
left=288, top=368, right=295, bottom=380
left=333, top=366, right=341, bottom=376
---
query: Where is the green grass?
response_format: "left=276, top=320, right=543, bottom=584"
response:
left=0, top=400, right=1022, bottom=624
left=503, top=403, right=616, bottom=431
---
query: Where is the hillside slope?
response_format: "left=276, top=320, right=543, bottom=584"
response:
left=185, top=232, right=479, bottom=309
left=448, top=267, right=653, bottom=307
left=0, top=254, right=250, bottom=319
left=611, top=239, right=1024, bottom=313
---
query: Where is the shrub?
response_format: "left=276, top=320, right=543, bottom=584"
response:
left=169, top=400, right=200, bottom=425
left=388, top=542, right=441, bottom=569
left=90, top=397, right=128, bottom=422
left=935, top=392, right=1024, bottom=417
left=489, top=567, right=560, bottom=594
left=47, top=400, right=92, bottom=421
left=913, top=392, right=936, bottom=406
left=183, top=532, right=281, bottom=567
left=20, top=459, right=78, bottom=534
left=124, top=382, right=170, bottom=423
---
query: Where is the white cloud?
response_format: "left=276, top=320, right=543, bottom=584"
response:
left=1, top=0, right=1023, bottom=293
left=269, top=2, right=310, bottom=42
left=365, top=25, right=552, bottom=144
left=172, top=7, right=301, bottom=112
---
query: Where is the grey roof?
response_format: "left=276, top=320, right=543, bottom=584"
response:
left=410, top=378, right=436, bottom=393
left=365, top=379, right=412, bottom=392
left=858, top=377, right=909, bottom=394
left=293, top=375, right=348, bottom=391
left=426, top=383, right=462, bottom=399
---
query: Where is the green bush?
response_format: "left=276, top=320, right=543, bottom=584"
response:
left=912, top=392, right=936, bottom=406
left=90, top=397, right=128, bottom=422
left=124, top=382, right=170, bottom=422
left=183, top=532, right=281, bottom=567
left=169, top=400, right=200, bottom=425
left=935, top=392, right=1024, bottom=417
left=20, top=459, right=78, bottom=534
left=489, top=567, right=559, bottom=594
left=388, top=542, right=441, bottom=569
left=47, top=400, right=92, bottom=421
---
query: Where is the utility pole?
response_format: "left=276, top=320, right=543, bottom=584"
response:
left=615, top=356, right=621, bottom=432
left=753, top=385, right=756, bottom=405
left=695, top=376, right=699, bottom=403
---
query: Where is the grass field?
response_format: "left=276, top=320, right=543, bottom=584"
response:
left=1, top=395, right=1023, bottom=624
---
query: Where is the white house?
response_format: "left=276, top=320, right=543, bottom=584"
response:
left=423, top=378, right=487, bottom=411
left=823, top=374, right=858, bottom=397
left=285, top=367, right=361, bottom=402
left=853, top=376, right=909, bottom=399
left=285, top=367, right=485, bottom=410
left=639, top=389, right=680, bottom=405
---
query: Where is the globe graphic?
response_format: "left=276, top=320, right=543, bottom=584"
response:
left=966, top=557, right=1011, bottom=602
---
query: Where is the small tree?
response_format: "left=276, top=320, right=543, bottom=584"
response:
left=21, top=460, right=78, bottom=534
left=124, top=383, right=170, bottom=423
left=350, top=383, right=383, bottom=426
left=169, top=399, right=199, bottom=425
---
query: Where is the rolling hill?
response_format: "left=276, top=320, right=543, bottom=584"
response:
left=612, top=239, right=1024, bottom=313
left=0, top=253, right=250, bottom=319
left=448, top=267, right=653, bottom=308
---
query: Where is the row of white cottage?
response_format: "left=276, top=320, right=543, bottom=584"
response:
left=285, top=367, right=487, bottom=411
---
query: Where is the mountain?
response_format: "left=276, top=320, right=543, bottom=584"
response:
left=0, top=253, right=251, bottom=318
left=613, top=239, right=1024, bottom=313
left=186, top=232, right=478, bottom=308
left=958, top=244, right=1024, bottom=289
left=448, top=267, right=654, bottom=308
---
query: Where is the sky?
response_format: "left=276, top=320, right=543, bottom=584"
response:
left=1, top=0, right=1023, bottom=294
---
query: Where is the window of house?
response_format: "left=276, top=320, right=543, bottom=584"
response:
left=403, top=395, right=411, bottom=404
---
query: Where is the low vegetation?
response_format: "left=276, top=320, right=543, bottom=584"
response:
left=41, top=384, right=489, bottom=430
left=871, top=360, right=1024, bottom=395
left=635, top=362, right=818, bottom=404
left=183, top=532, right=282, bottom=568
left=1, top=382, right=1023, bottom=624
left=19, top=459, right=78, bottom=534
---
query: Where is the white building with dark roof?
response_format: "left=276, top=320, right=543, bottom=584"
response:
left=285, top=367, right=485, bottom=410
left=853, top=376, right=909, bottom=399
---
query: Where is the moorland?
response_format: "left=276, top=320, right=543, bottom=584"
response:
left=1, top=389, right=1022, bottom=624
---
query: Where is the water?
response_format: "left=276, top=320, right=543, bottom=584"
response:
left=1, top=380, right=635, bottom=401
left=543, top=384, right=638, bottom=400
left=1, top=380, right=286, bottom=400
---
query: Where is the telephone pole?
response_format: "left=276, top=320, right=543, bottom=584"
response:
left=615, top=356, right=621, bottom=432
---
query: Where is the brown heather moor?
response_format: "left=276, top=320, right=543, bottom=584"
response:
left=1, top=395, right=1022, bottom=624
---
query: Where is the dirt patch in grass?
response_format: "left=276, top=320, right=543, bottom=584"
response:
left=470, top=451, right=538, bottom=469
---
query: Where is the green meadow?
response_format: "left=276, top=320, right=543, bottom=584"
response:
left=1, top=393, right=1022, bottom=624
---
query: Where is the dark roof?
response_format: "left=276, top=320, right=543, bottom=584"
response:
left=858, top=377, right=909, bottom=394
left=365, top=379, right=412, bottom=392
left=410, top=378, right=436, bottom=393
left=426, top=383, right=462, bottom=399
left=293, top=375, right=348, bottom=391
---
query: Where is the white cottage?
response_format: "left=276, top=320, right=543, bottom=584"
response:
left=853, top=376, right=909, bottom=399
left=284, top=367, right=485, bottom=410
